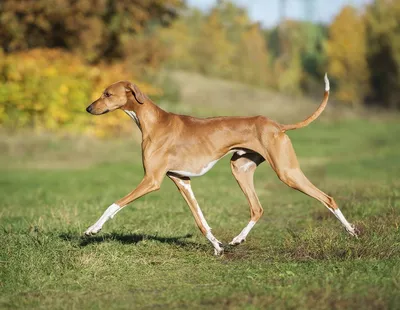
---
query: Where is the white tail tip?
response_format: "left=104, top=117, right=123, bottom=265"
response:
left=324, top=73, right=330, bottom=92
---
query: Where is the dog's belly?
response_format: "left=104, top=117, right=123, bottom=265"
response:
left=169, top=159, right=219, bottom=177
left=169, top=149, right=246, bottom=177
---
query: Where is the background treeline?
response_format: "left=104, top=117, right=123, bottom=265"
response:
left=0, top=0, right=399, bottom=134
left=0, top=0, right=181, bottom=135
left=160, top=0, right=400, bottom=109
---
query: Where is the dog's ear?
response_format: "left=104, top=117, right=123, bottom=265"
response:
left=125, top=83, right=146, bottom=104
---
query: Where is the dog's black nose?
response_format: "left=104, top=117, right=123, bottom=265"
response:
left=86, top=105, right=93, bottom=113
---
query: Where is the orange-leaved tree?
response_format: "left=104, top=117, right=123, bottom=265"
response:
left=326, top=5, right=370, bottom=106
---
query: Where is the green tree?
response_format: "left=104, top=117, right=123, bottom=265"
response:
left=273, top=20, right=307, bottom=94
left=161, top=1, right=271, bottom=87
left=300, top=24, right=328, bottom=94
left=365, top=0, right=400, bottom=109
left=158, top=9, right=204, bottom=71
left=215, top=1, right=270, bottom=86
left=234, top=24, right=270, bottom=87
left=326, top=6, right=369, bottom=105
left=192, top=9, right=235, bottom=78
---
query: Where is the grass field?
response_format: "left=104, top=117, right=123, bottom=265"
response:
left=1, top=76, right=400, bottom=309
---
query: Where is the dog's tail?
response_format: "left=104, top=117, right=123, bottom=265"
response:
left=281, top=73, right=330, bottom=132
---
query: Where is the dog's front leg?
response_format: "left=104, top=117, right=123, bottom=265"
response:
left=84, top=175, right=162, bottom=236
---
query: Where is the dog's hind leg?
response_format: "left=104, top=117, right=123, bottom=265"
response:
left=266, top=132, right=358, bottom=236
left=168, top=174, right=224, bottom=255
left=229, top=152, right=265, bottom=245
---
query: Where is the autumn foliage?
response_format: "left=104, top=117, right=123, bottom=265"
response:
left=0, top=0, right=182, bottom=63
left=0, top=0, right=399, bottom=135
left=160, top=3, right=271, bottom=87
left=0, top=49, right=159, bottom=136
left=160, top=0, right=400, bottom=107
left=326, top=6, right=369, bottom=106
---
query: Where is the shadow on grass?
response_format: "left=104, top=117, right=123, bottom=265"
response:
left=59, top=232, right=210, bottom=250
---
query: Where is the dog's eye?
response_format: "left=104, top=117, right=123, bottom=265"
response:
left=104, top=93, right=112, bottom=98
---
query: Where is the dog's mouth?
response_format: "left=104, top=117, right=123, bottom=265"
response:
left=100, top=109, right=109, bottom=115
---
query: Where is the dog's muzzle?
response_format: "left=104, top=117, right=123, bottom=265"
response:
left=86, top=105, right=109, bottom=115
left=86, top=105, right=93, bottom=113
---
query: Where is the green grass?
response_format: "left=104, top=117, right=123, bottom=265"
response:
left=0, top=118, right=399, bottom=309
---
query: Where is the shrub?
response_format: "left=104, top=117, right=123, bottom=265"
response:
left=0, top=48, right=160, bottom=136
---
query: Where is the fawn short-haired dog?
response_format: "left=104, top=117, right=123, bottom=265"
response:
left=84, top=74, right=357, bottom=255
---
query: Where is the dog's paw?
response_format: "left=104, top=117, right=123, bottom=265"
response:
left=229, top=235, right=245, bottom=246
left=84, top=224, right=102, bottom=236
left=214, top=246, right=224, bottom=256
left=346, top=224, right=360, bottom=238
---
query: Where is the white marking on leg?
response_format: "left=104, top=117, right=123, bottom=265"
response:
left=178, top=179, right=223, bottom=255
left=240, top=161, right=255, bottom=172
left=323, top=203, right=357, bottom=236
left=332, top=208, right=357, bottom=236
left=196, top=206, right=212, bottom=232
left=85, top=203, right=122, bottom=235
left=230, top=220, right=256, bottom=245
left=179, top=180, right=195, bottom=200
left=206, top=231, right=224, bottom=256
left=179, top=180, right=212, bottom=232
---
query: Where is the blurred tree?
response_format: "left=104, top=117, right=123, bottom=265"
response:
left=270, top=20, right=328, bottom=95
left=365, top=0, right=400, bottom=109
left=192, top=9, right=236, bottom=78
left=158, top=9, right=203, bottom=71
left=0, top=0, right=183, bottom=63
left=160, top=1, right=271, bottom=86
left=326, top=6, right=369, bottom=106
left=0, top=48, right=160, bottom=136
left=300, top=23, right=328, bottom=93
left=233, top=23, right=271, bottom=87
left=216, top=1, right=270, bottom=86
left=273, top=20, right=307, bottom=94
left=213, top=0, right=249, bottom=43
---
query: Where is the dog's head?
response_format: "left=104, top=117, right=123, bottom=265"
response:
left=86, top=81, right=147, bottom=115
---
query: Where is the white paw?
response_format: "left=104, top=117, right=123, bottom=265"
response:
left=206, top=231, right=224, bottom=256
left=84, top=224, right=102, bottom=236
left=214, top=245, right=224, bottom=256
left=346, top=224, right=359, bottom=238
left=229, top=235, right=245, bottom=246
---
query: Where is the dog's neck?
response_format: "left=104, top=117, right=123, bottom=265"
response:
left=124, top=110, right=141, bottom=129
left=123, top=99, right=168, bottom=137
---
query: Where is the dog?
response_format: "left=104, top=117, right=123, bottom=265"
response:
left=84, top=74, right=358, bottom=255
